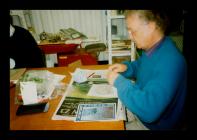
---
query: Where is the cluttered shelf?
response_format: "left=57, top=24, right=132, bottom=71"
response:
left=10, top=65, right=125, bottom=130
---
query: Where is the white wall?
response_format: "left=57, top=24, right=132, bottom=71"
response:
left=30, top=10, right=107, bottom=43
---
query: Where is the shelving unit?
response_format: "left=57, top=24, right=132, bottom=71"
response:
left=107, top=10, right=136, bottom=64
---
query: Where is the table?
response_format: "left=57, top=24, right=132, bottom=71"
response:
left=10, top=65, right=125, bottom=130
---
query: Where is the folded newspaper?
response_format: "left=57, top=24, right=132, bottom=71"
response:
left=52, top=68, right=126, bottom=121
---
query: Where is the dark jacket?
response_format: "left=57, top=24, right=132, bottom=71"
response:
left=10, top=26, right=46, bottom=68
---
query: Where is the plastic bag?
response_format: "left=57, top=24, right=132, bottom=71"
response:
left=15, top=70, right=65, bottom=105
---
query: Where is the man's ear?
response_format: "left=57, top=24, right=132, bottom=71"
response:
left=147, top=21, right=157, bottom=34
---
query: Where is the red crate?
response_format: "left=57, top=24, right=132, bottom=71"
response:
left=58, top=53, right=98, bottom=66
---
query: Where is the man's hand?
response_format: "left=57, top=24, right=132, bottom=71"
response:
left=108, top=63, right=127, bottom=73
left=107, top=70, right=119, bottom=86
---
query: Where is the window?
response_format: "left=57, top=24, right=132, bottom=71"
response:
left=11, top=15, right=23, bottom=27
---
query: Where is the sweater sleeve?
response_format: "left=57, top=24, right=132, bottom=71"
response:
left=120, top=60, right=140, bottom=79
left=114, top=58, right=186, bottom=123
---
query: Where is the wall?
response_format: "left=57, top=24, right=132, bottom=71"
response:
left=30, top=10, right=106, bottom=42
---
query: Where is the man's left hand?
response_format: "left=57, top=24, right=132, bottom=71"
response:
left=107, top=70, right=119, bottom=85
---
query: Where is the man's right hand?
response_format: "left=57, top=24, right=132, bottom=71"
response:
left=108, top=63, right=127, bottom=73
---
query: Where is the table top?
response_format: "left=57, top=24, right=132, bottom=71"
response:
left=10, top=65, right=125, bottom=130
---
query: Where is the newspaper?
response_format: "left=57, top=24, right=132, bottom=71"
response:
left=52, top=68, right=126, bottom=121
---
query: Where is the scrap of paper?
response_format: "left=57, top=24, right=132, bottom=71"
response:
left=20, top=81, right=38, bottom=105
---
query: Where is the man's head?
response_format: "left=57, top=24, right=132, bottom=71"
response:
left=124, top=10, right=169, bottom=50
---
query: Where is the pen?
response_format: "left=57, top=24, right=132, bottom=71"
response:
left=87, top=72, right=95, bottom=78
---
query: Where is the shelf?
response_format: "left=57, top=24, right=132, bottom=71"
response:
left=106, top=48, right=131, bottom=57
left=110, top=15, right=125, bottom=19
left=112, top=51, right=131, bottom=57
left=107, top=10, right=134, bottom=64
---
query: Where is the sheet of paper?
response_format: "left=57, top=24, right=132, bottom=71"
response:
left=87, top=84, right=118, bottom=98
left=20, top=81, right=38, bottom=105
left=72, top=69, right=87, bottom=83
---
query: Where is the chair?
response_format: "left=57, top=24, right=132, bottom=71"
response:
left=58, top=43, right=107, bottom=66
left=84, top=43, right=107, bottom=60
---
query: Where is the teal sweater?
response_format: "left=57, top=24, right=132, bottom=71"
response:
left=114, top=37, right=187, bottom=130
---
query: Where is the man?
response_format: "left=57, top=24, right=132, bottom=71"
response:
left=10, top=15, right=46, bottom=69
left=107, top=10, right=187, bottom=130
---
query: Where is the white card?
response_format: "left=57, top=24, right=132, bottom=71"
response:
left=20, top=81, right=38, bottom=105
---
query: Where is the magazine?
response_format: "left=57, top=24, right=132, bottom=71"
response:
left=75, top=103, right=116, bottom=122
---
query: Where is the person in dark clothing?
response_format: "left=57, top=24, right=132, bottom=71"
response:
left=10, top=16, right=46, bottom=69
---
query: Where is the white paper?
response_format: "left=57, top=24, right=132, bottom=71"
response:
left=20, top=82, right=38, bottom=105
left=87, top=84, right=118, bottom=98
left=72, top=69, right=87, bottom=83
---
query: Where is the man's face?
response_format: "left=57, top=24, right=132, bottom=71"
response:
left=126, top=14, right=155, bottom=50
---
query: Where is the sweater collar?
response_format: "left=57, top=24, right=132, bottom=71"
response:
left=145, top=36, right=165, bottom=57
